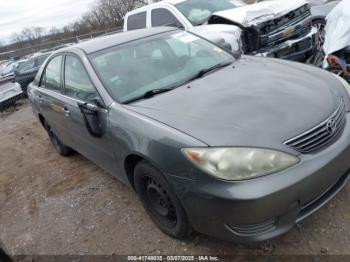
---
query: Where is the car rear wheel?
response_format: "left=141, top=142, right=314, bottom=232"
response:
left=134, top=160, right=193, bottom=239
left=44, top=122, right=73, bottom=156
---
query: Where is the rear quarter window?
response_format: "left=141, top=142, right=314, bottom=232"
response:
left=127, top=12, right=147, bottom=30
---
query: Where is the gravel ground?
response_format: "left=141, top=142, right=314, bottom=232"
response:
left=0, top=100, right=349, bottom=256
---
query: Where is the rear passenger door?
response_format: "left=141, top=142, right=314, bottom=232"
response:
left=37, top=55, right=73, bottom=146
left=62, top=54, right=116, bottom=173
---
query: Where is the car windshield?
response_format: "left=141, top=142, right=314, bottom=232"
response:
left=16, top=61, right=27, bottom=72
left=175, top=0, right=245, bottom=25
left=19, top=58, right=35, bottom=73
left=89, top=31, right=234, bottom=104
left=19, top=54, right=50, bottom=73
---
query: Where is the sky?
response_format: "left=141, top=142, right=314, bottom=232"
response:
left=0, top=0, right=96, bottom=44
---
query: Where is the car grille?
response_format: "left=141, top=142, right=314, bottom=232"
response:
left=285, top=101, right=346, bottom=154
left=258, top=5, right=312, bottom=49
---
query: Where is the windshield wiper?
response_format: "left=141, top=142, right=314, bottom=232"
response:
left=124, top=88, right=173, bottom=104
left=185, top=61, right=233, bottom=83
left=143, top=88, right=173, bottom=99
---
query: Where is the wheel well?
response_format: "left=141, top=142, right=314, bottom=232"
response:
left=38, top=114, right=46, bottom=129
left=312, top=18, right=326, bottom=25
left=124, top=154, right=144, bottom=190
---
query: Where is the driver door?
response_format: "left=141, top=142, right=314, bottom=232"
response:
left=62, top=53, right=116, bottom=173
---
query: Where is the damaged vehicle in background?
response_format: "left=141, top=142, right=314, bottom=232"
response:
left=0, top=59, right=27, bottom=77
left=124, top=0, right=317, bottom=62
left=0, top=75, right=23, bottom=111
left=305, top=0, right=340, bottom=66
left=308, top=0, right=340, bottom=38
left=323, top=0, right=350, bottom=83
left=15, top=52, right=51, bottom=95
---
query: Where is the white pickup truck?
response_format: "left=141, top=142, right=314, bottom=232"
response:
left=123, top=0, right=318, bottom=61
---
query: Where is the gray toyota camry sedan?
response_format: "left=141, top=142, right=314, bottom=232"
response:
left=28, top=27, right=350, bottom=242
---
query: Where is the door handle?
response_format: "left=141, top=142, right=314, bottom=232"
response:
left=63, top=106, right=70, bottom=117
left=38, top=95, right=43, bottom=103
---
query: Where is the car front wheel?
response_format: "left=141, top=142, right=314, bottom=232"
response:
left=134, top=160, right=193, bottom=239
left=313, top=19, right=326, bottom=49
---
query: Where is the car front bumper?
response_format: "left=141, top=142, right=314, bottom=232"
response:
left=256, top=27, right=318, bottom=62
left=171, top=112, right=350, bottom=243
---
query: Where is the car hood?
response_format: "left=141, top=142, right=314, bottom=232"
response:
left=126, top=56, right=343, bottom=151
left=190, top=24, right=242, bottom=52
left=211, top=0, right=308, bottom=26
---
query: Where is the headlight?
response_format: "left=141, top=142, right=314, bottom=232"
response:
left=182, top=148, right=299, bottom=181
left=334, top=74, right=350, bottom=97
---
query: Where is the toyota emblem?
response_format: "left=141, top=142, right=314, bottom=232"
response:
left=326, top=119, right=337, bottom=135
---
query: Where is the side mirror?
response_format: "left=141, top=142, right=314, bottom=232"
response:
left=78, top=103, right=104, bottom=138
left=91, top=96, right=106, bottom=109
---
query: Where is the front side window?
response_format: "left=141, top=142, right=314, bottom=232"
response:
left=42, top=56, right=62, bottom=92
left=175, top=0, right=243, bottom=25
left=89, top=31, right=234, bottom=103
left=151, top=8, right=183, bottom=28
left=127, top=12, right=147, bottom=30
left=64, top=55, right=98, bottom=102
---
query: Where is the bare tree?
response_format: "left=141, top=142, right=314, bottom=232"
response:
left=20, top=27, right=45, bottom=45
left=3, top=0, right=152, bottom=57
left=11, top=33, right=26, bottom=48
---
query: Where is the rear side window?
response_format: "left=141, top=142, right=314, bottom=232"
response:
left=127, top=12, right=147, bottom=30
left=151, top=8, right=183, bottom=28
left=64, top=55, right=98, bottom=102
left=42, top=56, right=62, bottom=92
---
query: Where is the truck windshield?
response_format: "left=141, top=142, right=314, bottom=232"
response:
left=89, top=31, right=234, bottom=104
left=175, top=0, right=245, bottom=25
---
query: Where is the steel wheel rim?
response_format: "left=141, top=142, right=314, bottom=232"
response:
left=145, top=176, right=177, bottom=228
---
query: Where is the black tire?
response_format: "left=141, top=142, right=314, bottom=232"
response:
left=44, top=122, right=73, bottom=157
left=134, top=160, right=193, bottom=239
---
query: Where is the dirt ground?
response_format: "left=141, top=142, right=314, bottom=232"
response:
left=0, top=99, right=349, bottom=256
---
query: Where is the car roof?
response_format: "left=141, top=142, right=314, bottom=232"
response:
left=161, top=0, right=184, bottom=5
left=126, top=0, right=182, bottom=15
left=72, top=27, right=178, bottom=54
